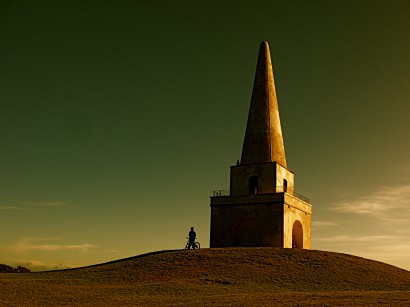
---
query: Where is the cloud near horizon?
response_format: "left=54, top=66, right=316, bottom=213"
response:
left=313, top=183, right=410, bottom=270
left=0, top=200, right=68, bottom=211
left=315, top=235, right=395, bottom=243
left=331, top=184, right=410, bottom=225
left=25, top=201, right=69, bottom=208
left=0, top=205, right=28, bottom=211
left=10, top=238, right=97, bottom=253
left=312, top=221, right=337, bottom=228
left=4, top=258, right=81, bottom=271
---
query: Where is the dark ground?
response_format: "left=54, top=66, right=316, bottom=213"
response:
left=1, top=248, right=410, bottom=306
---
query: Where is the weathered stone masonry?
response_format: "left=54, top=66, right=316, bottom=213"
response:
left=210, top=41, right=312, bottom=249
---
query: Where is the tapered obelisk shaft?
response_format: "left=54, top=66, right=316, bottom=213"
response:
left=240, top=41, right=287, bottom=167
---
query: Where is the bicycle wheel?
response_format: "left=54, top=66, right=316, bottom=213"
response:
left=185, top=242, right=189, bottom=249
left=195, top=242, right=200, bottom=249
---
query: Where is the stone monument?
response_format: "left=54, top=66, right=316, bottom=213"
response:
left=210, top=41, right=312, bottom=249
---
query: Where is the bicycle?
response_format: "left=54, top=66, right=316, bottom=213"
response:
left=185, top=237, right=200, bottom=250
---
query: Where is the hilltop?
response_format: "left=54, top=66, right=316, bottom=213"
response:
left=1, top=248, right=409, bottom=306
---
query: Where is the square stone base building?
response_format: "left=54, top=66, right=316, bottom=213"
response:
left=210, top=41, right=312, bottom=249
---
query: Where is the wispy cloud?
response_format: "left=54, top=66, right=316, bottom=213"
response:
left=6, top=258, right=75, bottom=271
left=0, top=205, right=28, bottom=211
left=314, top=184, right=410, bottom=270
left=10, top=238, right=97, bottom=253
left=28, top=244, right=96, bottom=252
left=0, top=200, right=69, bottom=212
left=25, top=201, right=68, bottom=208
left=83, top=249, right=119, bottom=254
left=331, top=184, right=410, bottom=224
left=312, top=221, right=337, bottom=227
left=315, top=235, right=395, bottom=243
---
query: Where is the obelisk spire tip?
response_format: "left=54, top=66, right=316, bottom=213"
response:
left=240, top=41, right=287, bottom=167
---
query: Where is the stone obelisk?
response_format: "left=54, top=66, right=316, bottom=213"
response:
left=210, top=41, right=312, bottom=249
left=241, top=41, right=287, bottom=167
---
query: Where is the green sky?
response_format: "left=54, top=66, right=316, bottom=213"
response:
left=1, top=0, right=410, bottom=271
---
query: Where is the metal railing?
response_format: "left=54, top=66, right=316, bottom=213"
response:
left=212, top=190, right=230, bottom=197
left=212, top=186, right=310, bottom=204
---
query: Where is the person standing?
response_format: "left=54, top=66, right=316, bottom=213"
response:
left=188, top=227, right=197, bottom=249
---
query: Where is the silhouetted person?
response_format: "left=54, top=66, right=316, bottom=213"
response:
left=188, top=227, right=197, bottom=249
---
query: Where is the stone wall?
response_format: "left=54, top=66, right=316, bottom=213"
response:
left=210, top=194, right=284, bottom=248
left=283, top=194, right=312, bottom=249
left=210, top=192, right=311, bottom=249
left=230, top=162, right=294, bottom=196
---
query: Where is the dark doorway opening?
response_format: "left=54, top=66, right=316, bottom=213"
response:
left=292, top=220, right=303, bottom=249
left=283, top=179, right=288, bottom=192
left=249, top=176, right=258, bottom=194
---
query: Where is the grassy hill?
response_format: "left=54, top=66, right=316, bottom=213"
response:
left=1, top=248, right=410, bottom=305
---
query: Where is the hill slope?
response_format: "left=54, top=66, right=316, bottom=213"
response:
left=1, top=248, right=410, bottom=306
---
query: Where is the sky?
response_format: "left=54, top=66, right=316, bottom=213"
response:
left=1, top=0, right=410, bottom=271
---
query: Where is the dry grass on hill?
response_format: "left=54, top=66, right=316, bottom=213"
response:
left=1, top=248, right=410, bottom=306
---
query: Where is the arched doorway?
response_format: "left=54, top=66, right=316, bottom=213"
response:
left=292, top=220, right=303, bottom=249
left=232, top=217, right=260, bottom=247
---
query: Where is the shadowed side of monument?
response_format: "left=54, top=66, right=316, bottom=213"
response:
left=210, top=41, right=312, bottom=248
